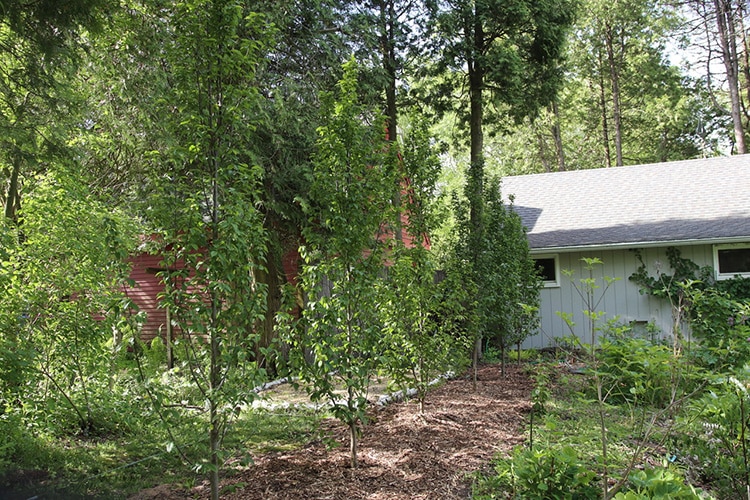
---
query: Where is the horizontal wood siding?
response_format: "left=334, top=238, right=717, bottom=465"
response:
left=525, top=244, right=717, bottom=349
left=124, top=254, right=170, bottom=345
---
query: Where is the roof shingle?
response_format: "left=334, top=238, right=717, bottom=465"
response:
left=501, top=155, right=750, bottom=251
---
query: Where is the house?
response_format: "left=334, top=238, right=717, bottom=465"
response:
left=502, top=155, right=750, bottom=348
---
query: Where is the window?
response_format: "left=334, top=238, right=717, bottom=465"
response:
left=533, top=254, right=559, bottom=287
left=714, top=244, right=750, bottom=280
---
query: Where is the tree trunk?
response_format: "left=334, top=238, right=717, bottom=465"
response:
left=255, top=241, right=282, bottom=373
left=551, top=100, right=566, bottom=171
left=209, top=403, right=220, bottom=500
left=466, top=5, right=484, bottom=393
left=740, top=9, right=750, bottom=118
left=379, top=0, right=403, bottom=242
left=165, top=305, right=173, bottom=369
left=468, top=14, right=485, bottom=238
left=537, top=131, right=552, bottom=172
left=209, top=171, right=222, bottom=500
left=473, top=336, right=480, bottom=391
left=604, top=22, right=624, bottom=166
left=596, top=68, right=612, bottom=168
left=500, top=344, right=506, bottom=376
left=349, top=419, right=358, bottom=468
left=715, top=0, right=746, bottom=153
left=4, top=149, right=21, bottom=222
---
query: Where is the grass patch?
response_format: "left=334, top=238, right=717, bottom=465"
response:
left=226, top=406, right=328, bottom=455
left=0, top=398, right=327, bottom=498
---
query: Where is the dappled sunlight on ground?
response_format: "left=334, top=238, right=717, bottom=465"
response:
left=131, top=363, right=533, bottom=499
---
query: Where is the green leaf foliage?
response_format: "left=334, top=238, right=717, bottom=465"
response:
left=0, top=170, right=138, bottom=433
left=454, top=176, right=541, bottom=369
left=378, top=112, right=471, bottom=411
left=288, top=58, right=396, bottom=468
left=474, top=445, right=599, bottom=499
left=137, top=3, right=273, bottom=497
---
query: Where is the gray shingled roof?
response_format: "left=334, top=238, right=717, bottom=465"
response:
left=501, top=155, right=750, bottom=251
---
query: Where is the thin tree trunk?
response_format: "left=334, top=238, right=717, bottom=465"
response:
left=500, top=344, right=506, bottom=376
left=4, top=149, right=21, bottom=222
left=551, top=100, right=566, bottom=171
left=605, top=23, right=624, bottom=166
left=166, top=305, right=173, bottom=369
left=380, top=0, right=403, bottom=242
left=209, top=163, right=222, bottom=500
left=473, top=336, right=480, bottom=391
left=209, top=402, right=220, bottom=500
left=209, top=293, right=221, bottom=500
left=468, top=18, right=485, bottom=237
left=255, top=242, right=281, bottom=372
left=538, top=131, right=552, bottom=172
left=715, top=0, right=747, bottom=153
left=739, top=8, right=750, bottom=120
left=349, top=419, right=358, bottom=468
left=596, top=62, right=612, bottom=168
left=467, top=5, right=484, bottom=394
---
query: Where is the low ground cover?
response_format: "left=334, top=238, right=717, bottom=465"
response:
left=8, top=338, right=750, bottom=499
left=473, top=335, right=750, bottom=499
left=1, top=363, right=532, bottom=499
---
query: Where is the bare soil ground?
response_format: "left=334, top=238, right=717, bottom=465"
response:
left=132, top=363, right=532, bottom=500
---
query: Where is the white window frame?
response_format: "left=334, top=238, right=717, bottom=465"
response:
left=713, top=243, right=750, bottom=280
left=533, top=253, right=560, bottom=288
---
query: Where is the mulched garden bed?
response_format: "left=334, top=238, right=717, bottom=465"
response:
left=132, top=363, right=533, bottom=499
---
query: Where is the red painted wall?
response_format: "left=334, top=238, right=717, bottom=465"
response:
left=123, top=254, right=171, bottom=344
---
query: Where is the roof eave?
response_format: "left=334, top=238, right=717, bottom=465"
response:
left=530, top=235, right=750, bottom=254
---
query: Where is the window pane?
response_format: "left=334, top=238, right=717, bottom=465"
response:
left=534, top=258, right=556, bottom=282
left=718, top=248, right=750, bottom=274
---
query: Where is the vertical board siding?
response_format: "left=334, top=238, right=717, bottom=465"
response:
left=525, top=244, right=716, bottom=349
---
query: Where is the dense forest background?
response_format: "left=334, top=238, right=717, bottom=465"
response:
left=2, top=0, right=747, bottom=226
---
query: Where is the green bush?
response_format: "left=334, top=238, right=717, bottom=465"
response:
left=614, top=467, right=703, bottom=499
left=473, top=445, right=599, bottom=499
left=597, top=337, right=679, bottom=407
left=678, top=372, right=750, bottom=498
left=688, top=288, right=750, bottom=371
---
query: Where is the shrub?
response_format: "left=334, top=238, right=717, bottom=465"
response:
left=614, top=467, right=703, bottom=499
left=688, top=287, right=750, bottom=371
left=473, top=445, right=599, bottom=499
left=678, top=372, right=750, bottom=498
left=597, top=337, right=680, bottom=407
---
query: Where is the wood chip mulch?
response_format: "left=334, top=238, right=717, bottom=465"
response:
left=133, top=363, right=533, bottom=500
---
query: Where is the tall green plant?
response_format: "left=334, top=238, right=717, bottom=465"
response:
left=0, top=170, right=136, bottom=432
left=629, top=247, right=709, bottom=353
left=378, top=112, right=471, bottom=413
left=630, top=247, right=750, bottom=360
left=558, top=258, right=696, bottom=499
left=289, top=58, right=396, bottom=469
left=558, top=258, right=618, bottom=497
left=149, top=3, right=272, bottom=498
left=453, top=178, right=541, bottom=383
left=477, top=181, right=541, bottom=374
left=684, top=373, right=750, bottom=498
left=687, top=286, right=750, bottom=371
left=559, top=257, right=618, bottom=354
